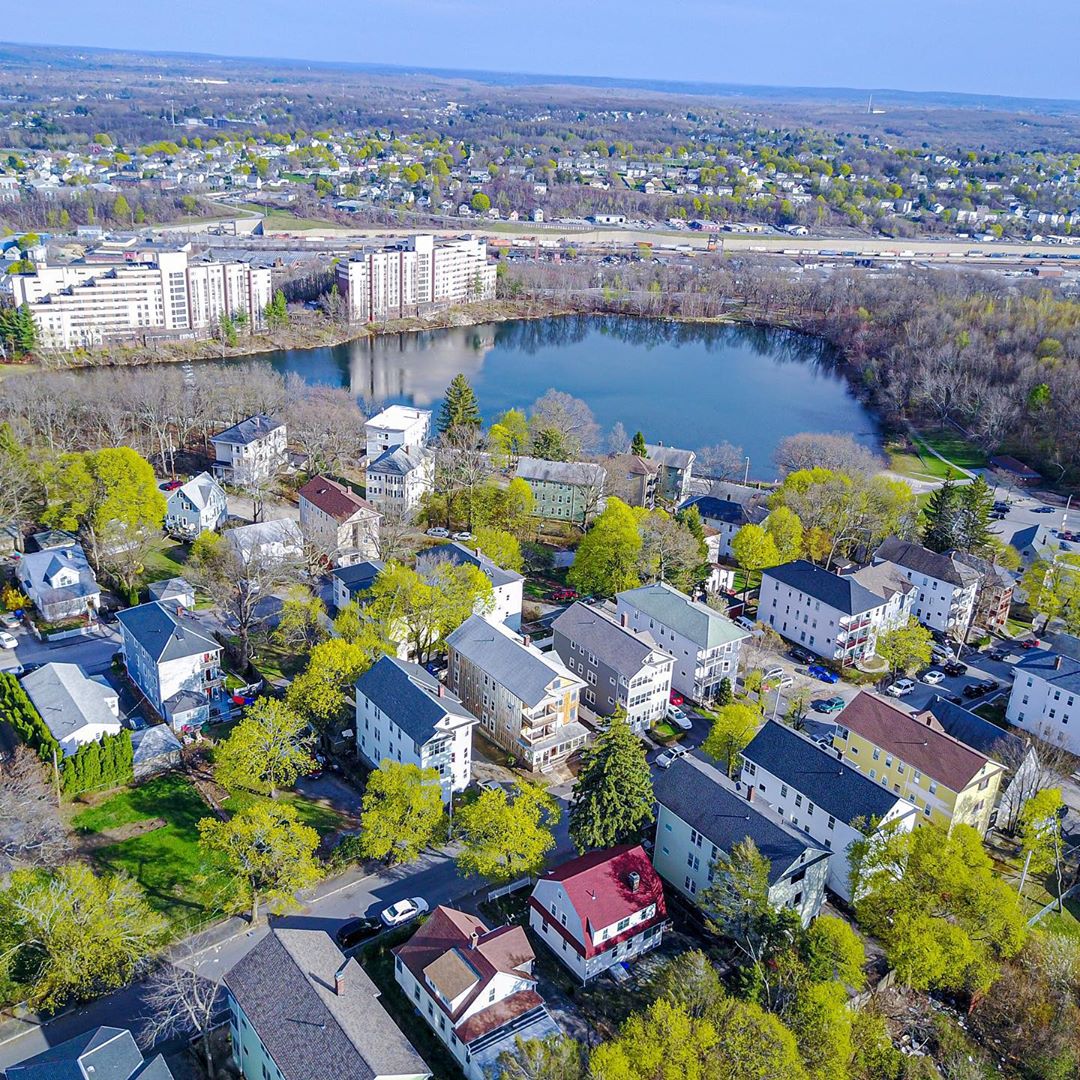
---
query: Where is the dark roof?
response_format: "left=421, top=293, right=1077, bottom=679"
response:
left=1015, top=649, right=1080, bottom=695
left=330, top=559, right=385, bottom=596
left=210, top=414, right=283, bottom=447
left=298, top=476, right=377, bottom=522
left=422, top=541, right=523, bottom=588
left=367, top=446, right=424, bottom=475
left=551, top=602, right=668, bottom=676
left=921, top=696, right=1027, bottom=764
left=762, top=560, right=886, bottom=616
left=873, top=537, right=978, bottom=588
left=355, top=655, right=476, bottom=745
left=654, top=755, right=827, bottom=886
left=115, top=601, right=219, bottom=663
left=6, top=1026, right=174, bottom=1080
left=224, top=929, right=428, bottom=1080
left=742, top=720, right=908, bottom=828
left=644, top=444, right=694, bottom=470
left=989, top=455, right=1041, bottom=480
left=681, top=495, right=751, bottom=526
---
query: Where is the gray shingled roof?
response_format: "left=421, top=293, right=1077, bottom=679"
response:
left=115, top=601, right=219, bottom=663
left=514, top=456, right=606, bottom=487
left=655, top=755, right=828, bottom=886
left=922, top=696, right=1027, bottom=764
left=551, top=602, right=669, bottom=676
left=681, top=495, right=752, bottom=526
left=644, top=444, right=695, bottom=470
left=422, top=541, right=523, bottom=589
left=210, top=414, right=283, bottom=447
left=356, top=655, right=477, bottom=746
left=172, top=471, right=223, bottom=513
left=330, top=559, right=385, bottom=596
left=367, top=445, right=425, bottom=476
left=224, top=929, right=429, bottom=1080
left=446, top=614, right=581, bottom=707
left=761, top=560, right=886, bottom=616
left=874, top=537, right=979, bottom=588
left=616, top=582, right=748, bottom=649
left=6, top=1026, right=174, bottom=1080
left=1015, top=649, right=1080, bottom=695
left=742, top=720, right=908, bottom=828
left=21, top=663, right=119, bottom=746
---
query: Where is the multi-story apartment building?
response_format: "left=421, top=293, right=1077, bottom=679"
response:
left=643, top=444, right=695, bottom=505
left=550, top=602, right=673, bottom=732
left=355, top=656, right=477, bottom=801
left=210, top=415, right=287, bottom=487
left=336, top=234, right=496, bottom=323
left=740, top=720, right=917, bottom=902
left=364, top=405, right=431, bottom=459
left=514, top=457, right=606, bottom=527
left=423, top=542, right=524, bottom=630
left=680, top=493, right=767, bottom=560
left=873, top=537, right=980, bottom=640
left=615, top=582, right=748, bottom=701
left=1006, top=649, right=1080, bottom=755
left=757, top=559, right=914, bottom=666
left=9, top=250, right=272, bottom=349
left=297, top=475, right=380, bottom=566
left=653, top=754, right=830, bottom=925
left=955, top=551, right=1016, bottom=636
left=445, top=614, right=588, bottom=771
left=363, top=405, right=433, bottom=516
left=832, top=691, right=1004, bottom=835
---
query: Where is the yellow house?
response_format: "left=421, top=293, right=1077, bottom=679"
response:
left=831, top=691, right=1004, bottom=835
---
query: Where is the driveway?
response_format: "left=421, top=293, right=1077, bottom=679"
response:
left=0, top=622, right=122, bottom=678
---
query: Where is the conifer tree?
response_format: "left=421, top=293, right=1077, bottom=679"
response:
left=956, top=474, right=994, bottom=553
left=922, top=473, right=961, bottom=552
left=438, top=373, right=481, bottom=432
left=630, top=431, right=648, bottom=457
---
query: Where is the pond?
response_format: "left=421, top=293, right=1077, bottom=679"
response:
left=217, top=315, right=880, bottom=478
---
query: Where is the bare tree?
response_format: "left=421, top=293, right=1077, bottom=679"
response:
left=284, top=377, right=366, bottom=476
left=994, top=735, right=1078, bottom=835
left=0, top=746, right=68, bottom=872
left=374, top=507, right=417, bottom=564
left=529, top=389, right=601, bottom=455
left=696, top=441, right=745, bottom=482
left=773, top=432, right=882, bottom=477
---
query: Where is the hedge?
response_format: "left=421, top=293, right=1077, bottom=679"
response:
left=0, top=671, right=60, bottom=761
left=60, top=730, right=134, bottom=796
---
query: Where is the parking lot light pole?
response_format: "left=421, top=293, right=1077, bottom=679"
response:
left=771, top=681, right=783, bottom=721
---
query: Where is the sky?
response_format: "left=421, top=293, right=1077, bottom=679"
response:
left=5, top=0, right=1080, bottom=102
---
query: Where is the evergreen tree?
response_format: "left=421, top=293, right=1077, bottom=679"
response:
left=921, top=473, right=961, bottom=552
left=956, top=474, right=994, bottom=553
left=568, top=711, right=654, bottom=852
left=717, top=677, right=733, bottom=706
left=82, top=740, right=102, bottom=793
left=630, top=431, right=648, bottom=457
left=438, top=373, right=481, bottom=433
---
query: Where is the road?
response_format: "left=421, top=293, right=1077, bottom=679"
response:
left=0, top=621, right=120, bottom=680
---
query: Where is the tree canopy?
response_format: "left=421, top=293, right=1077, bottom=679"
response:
left=358, top=761, right=446, bottom=864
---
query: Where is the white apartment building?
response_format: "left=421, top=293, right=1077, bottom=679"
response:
left=297, top=475, right=380, bottom=566
left=614, top=582, right=748, bottom=701
left=210, top=415, right=287, bottom=487
left=336, top=234, right=496, bottom=323
left=364, top=405, right=431, bottom=459
left=422, top=541, right=524, bottom=631
left=8, top=250, right=272, bottom=349
left=758, top=559, right=914, bottom=666
left=355, top=656, right=477, bottom=801
left=1006, top=650, right=1080, bottom=755
left=363, top=405, right=433, bottom=516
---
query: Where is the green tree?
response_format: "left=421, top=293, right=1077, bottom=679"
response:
left=264, top=289, right=289, bottom=330
left=198, top=801, right=321, bottom=923
left=488, top=409, right=530, bottom=462
left=112, top=194, right=131, bottom=220
left=716, top=676, right=733, bottom=706
left=437, top=373, right=482, bottom=433
left=1018, top=788, right=1064, bottom=875
left=649, top=949, right=724, bottom=1019
left=730, top=524, right=780, bottom=602
left=875, top=617, right=933, bottom=675
left=456, top=781, right=560, bottom=884
left=955, top=474, right=994, bottom=554
left=568, top=498, right=642, bottom=597
left=764, top=506, right=804, bottom=563
left=922, top=474, right=961, bottom=553
left=702, top=702, right=761, bottom=777
left=214, top=698, right=315, bottom=798
left=1021, top=555, right=1080, bottom=634
left=287, top=635, right=392, bottom=734
left=472, top=526, right=523, bottom=572
left=275, top=585, right=329, bottom=651
left=0, top=864, right=168, bottom=1009
left=801, top=915, right=866, bottom=989
left=359, top=761, right=446, bottom=864
left=568, top=711, right=654, bottom=852
left=588, top=998, right=719, bottom=1080
left=470, top=192, right=491, bottom=212
left=630, top=431, right=648, bottom=457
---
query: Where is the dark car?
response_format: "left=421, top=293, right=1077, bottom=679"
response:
left=814, top=695, right=846, bottom=714
left=1033, top=506, right=1055, bottom=514
left=789, top=646, right=815, bottom=665
left=943, top=660, right=967, bottom=677
left=962, top=681, right=996, bottom=699
left=807, top=664, right=840, bottom=684
left=335, top=917, right=381, bottom=951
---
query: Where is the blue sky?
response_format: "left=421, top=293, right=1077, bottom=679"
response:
left=6, top=0, right=1080, bottom=101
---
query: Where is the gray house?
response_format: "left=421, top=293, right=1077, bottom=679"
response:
left=210, top=414, right=287, bottom=487
left=164, top=471, right=228, bottom=540
left=643, top=443, right=695, bottom=504
left=6, top=1026, right=174, bottom=1080
left=16, top=543, right=100, bottom=622
left=653, top=754, right=830, bottom=925
left=551, top=602, right=673, bottom=733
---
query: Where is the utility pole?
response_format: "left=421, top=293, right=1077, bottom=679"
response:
left=51, top=746, right=61, bottom=807
left=743, top=456, right=751, bottom=486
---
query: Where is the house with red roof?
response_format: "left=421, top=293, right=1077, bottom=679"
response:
left=528, top=844, right=667, bottom=983
left=392, top=905, right=561, bottom=1080
left=297, top=474, right=380, bottom=567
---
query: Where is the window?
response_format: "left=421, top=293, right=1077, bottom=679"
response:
left=827, top=815, right=835, bottom=830
left=780, top=784, right=789, bottom=798
left=794, top=793, right=803, bottom=808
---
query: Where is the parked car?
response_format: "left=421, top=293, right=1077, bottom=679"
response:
left=452, top=531, right=474, bottom=542
left=425, top=527, right=450, bottom=538
left=789, top=646, right=815, bottom=665
left=0, top=612, right=20, bottom=630
left=807, top=664, right=839, bottom=684
left=814, top=696, right=846, bottom=714
left=1019, top=638, right=1040, bottom=650
left=930, top=643, right=954, bottom=663
left=1033, top=505, right=1055, bottom=513
left=943, top=660, right=967, bottom=677
left=548, top=587, right=579, bottom=603
left=656, top=746, right=688, bottom=770
left=668, top=689, right=684, bottom=707
left=963, top=681, right=996, bottom=699
left=921, top=669, right=945, bottom=686
left=0, top=631, right=18, bottom=650
left=666, top=704, right=692, bottom=731
left=380, top=897, right=429, bottom=927
left=476, top=778, right=503, bottom=794
left=162, top=478, right=184, bottom=491
left=335, top=917, right=382, bottom=950
left=763, top=666, right=785, bottom=682
left=887, top=679, right=916, bottom=697
left=736, top=616, right=757, bottom=632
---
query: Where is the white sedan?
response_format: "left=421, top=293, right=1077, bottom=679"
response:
left=380, top=897, right=429, bottom=927
left=922, top=670, right=945, bottom=686
left=0, top=630, right=18, bottom=650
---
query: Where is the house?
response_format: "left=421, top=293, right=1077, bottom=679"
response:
left=872, top=537, right=980, bottom=640
left=1009, top=523, right=1057, bottom=567
left=16, top=543, right=101, bottom=623
left=364, top=405, right=431, bottom=459
left=21, top=663, right=121, bottom=756
left=355, top=656, right=477, bottom=800
left=210, top=415, right=287, bottom=486
left=392, top=906, right=560, bottom=1080
left=955, top=551, right=1015, bottom=635
left=422, top=542, right=524, bottom=631
left=680, top=494, right=765, bottom=559
left=297, top=475, right=381, bottom=566
left=330, top=559, right=385, bottom=612
left=643, top=444, right=695, bottom=504
left=445, top=614, right=588, bottom=772
left=989, top=454, right=1042, bottom=486
left=615, top=581, right=748, bottom=701
left=225, top=928, right=430, bottom=1080
left=148, top=576, right=196, bottom=610
left=131, top=723, right=183, bottom=779
left=1006, top=649, right=1080, bottom=756
left=550, top=602, right=673, bottom=732
left=757, top=559, right=912, bottom=666
left=5, top=1026, right=174, bottom=1080
left=653, top=754, right=830, bottom=925
left=832, top=691, right=1004, bottom=835
left=365, top=445, right=433, bottom=516
left=224, top=519, right=303, bottom=564
left=740, top=720, right=917, bottom=902
left=115, top=600, right=223, bottom=731
left=164, top=471, right=227, bottom=539
left=528, top=844, right=667, bottom=983
left=611, top=452, right=659, bottom=508
left=514, top=457, right=606, bottom=526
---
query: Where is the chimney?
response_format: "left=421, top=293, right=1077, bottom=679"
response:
left=469, top=930, right=479, bottom=949
left=628, top=870, right=641, bottom=892
left=1055, top=655, right=1063, bottom=669
left=334, top=961, right=348, bottom=996
left=523, top=634, right=531, bottom=647
left=620, top=612, right=628, bottom=628
left=437, top=682, right=445, bottom=698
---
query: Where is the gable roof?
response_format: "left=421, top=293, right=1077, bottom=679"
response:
left=1014, top=649, right=1080, bottom=695
left=210, top=414, right=283, bottom=447
left=616, top=581, right=748, bottom=649
left=298, top=476, right=377, bottom=522
left=355, top=656, right=477, bottom=745
left=551, top=602, right=670, bottom=676
left=654, top=755, right=827, bottom=886
left=171, top=471, right=223, bottom=513
left=742, top=720, right=910, bottom=828
left=115, top=600, right=219, bottom=663
left=21, top=663, right=119, bottom=745
left=920, top=695, right=1027, bottom=764
left=761, top=559, right=887, bottom=616
left=873, top=537, right=979, bottom=588
left=330, top=559, right=385, bottom=595
left=367, top=445, right=425, bottom=476
left=6, top=1026, right=174, bottom=1080
left=224, top=929, right=428, bottom=1080
left=681, top=495, right=753, bottom=526
left=421, top=541, right=523, bottom=589
left=514, top=456, right=606, bottom=487
left=446, top=614, right=582, bottom=707
left=17, top=544, right=99, bottom=604
left=644, top=444, right=695, bottom=470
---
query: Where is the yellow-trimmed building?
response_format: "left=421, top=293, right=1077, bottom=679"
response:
left=831, top=691, right=1004, bottom=835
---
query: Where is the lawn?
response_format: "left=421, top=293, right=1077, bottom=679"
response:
left=912, top=427, right=989, bottom=473
left=140, top=537, right=191, bottom=588
left=972, top=697, right=1008, bottom=727
left=250, top=636, right=309, bottom=682
left=71, top=773, right=231, bottom=933
left=220, top=788, right=349, bottom=838
left=887, top=448, right=946, bottom=483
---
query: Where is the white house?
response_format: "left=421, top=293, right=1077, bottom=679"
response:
left=21, top=663, right=121, bottom=756
left=355, top=656, right=477, bottom=800
left=364, top=405, right=431, bottom=459
left=210, top=415, right=287, bottom=487
left=1006, top=649, right=1080, bottom=755
left=297, top=475, right=381, bottom=566
left=421, top=542, right=524, bottom=631
left=330, top=559, right=385, bottom=612
left=528, top=845, right=667, bottom=983
left=16, top=543, right=101, bottom=623
left=615, top=581, right=748, bottom=701
left=739, top=720, right=917, bottom=902
left=365, top=446, right=433, bottom=516
left=224, top=519, right=303, bottom=565
left=164, top=471, right=228, bottom=540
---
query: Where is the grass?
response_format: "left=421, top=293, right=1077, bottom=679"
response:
left=140, top=537, right=191, bottom=588
left=650, top=720, right=684, bottom=742
left=220, top=788, right=349, bottom=838
left=1036, top=896, right=1080, bottom=941
left=250, top=637, right=309, bottom=682
left=972, top=697, right=1009, bottom=727
left=912, top=427, right=989, bottom=473
left=71, top=774, right=231, bottom=933
left=887, top=448, right=946, bottom=483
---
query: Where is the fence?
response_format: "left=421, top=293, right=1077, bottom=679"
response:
left=486, top=877, right=532, bottom=903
